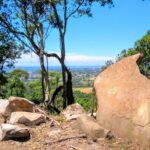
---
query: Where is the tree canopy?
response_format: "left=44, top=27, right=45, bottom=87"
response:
left=0, top=30, right=21, bottom=72
left=0, top=28, right=21, bottom=97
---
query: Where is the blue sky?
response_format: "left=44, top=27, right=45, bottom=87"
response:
left=17, top=0, right=150, bottom=66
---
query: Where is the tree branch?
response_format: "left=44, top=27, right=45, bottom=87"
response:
left=66, top=0, right=84, bottom=20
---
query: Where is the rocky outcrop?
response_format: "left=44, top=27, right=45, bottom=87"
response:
left=94, top=53, right=150, bottom=147
left=0, top=123, right=30, bottom=141
left=9, top=96, right=34, bottom=112
left=9, top=112, right=46, bottom=126
left=77, top=114, right=111, bottom=140
left=62, top=103, right=84, bottom=121
left=0, top=97, right=48, bottom=141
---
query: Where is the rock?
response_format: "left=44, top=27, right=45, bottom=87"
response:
left=62, top=103, right=84, bottom=121
left=0, top=99, right=11, bottom=118
left=34, top=106, right=46, bottom=115
left=49, top=119, right=60, bottom=127
left=0, top=97, right=34, bottom=121
left=8, top=112, right=46, bottom=126
left=77, top=114, right=110, bottom=140
left=0, top=123, right=30, bottom=141
left=88, top=112, right=96, bottom=118
left=94, top=53, right=150, bottom=147
left=9, top=96, right=34, bottom=112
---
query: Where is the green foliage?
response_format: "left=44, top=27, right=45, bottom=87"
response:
left=6, top=77, right=26, bottom=97
left=9, top=69, right=29, bottom=80
left=5, top=69, right=29, bottom=97
left=0, top=30, right=21, bottom=71
left=0, top=0, right=51, bottom=52
left=0, top=30, right=21, bottom=97
left=25, top=80, right=43, bottom=104
left=116, top=49, right=138, bottom=61
left=0, top=68, right=97, bottom=113
left=0, top=73, right=7, bottom=98
left=74, top=91, right=96, bottom=112
left=135, top=30, right=150, bottom=76
left=24, top=71, right=61, bottom=105
left=45, top=90, right=96, bottom=113
left=48, top=71, right=62, bottom=88
left=51, top=92, right=64, bottom=112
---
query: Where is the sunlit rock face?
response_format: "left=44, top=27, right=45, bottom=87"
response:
left=94, top=53, right=150, bottom=147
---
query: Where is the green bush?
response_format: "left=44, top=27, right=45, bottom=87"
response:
left=25, top=80, right=43, bottom=104
left=74, top=91, right=96, bottom=112
left=7, top=77, right=26, bottom=97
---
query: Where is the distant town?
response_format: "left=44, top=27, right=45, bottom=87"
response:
left=8, top=66, right=101, bottom=87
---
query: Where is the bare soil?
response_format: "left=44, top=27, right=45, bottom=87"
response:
left=81, top=88, right=93, bottom=94
left=0, top=115, right=144, bottom=150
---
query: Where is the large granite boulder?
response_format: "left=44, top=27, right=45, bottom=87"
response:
left=9, top=96, right=34, bottom=112
left=8, top=112, right=46, bottom=126
left=0, top=123, right=30, bottom=141
left=94, top=53, right=150, bottom=147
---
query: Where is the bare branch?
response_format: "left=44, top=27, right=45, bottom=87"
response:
left=66, top=0, right=84, bottom=20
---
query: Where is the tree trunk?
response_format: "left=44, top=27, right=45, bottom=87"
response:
left=62, top=64, right=67, bottom=108
left=44, top=52, right=74, bottom=108
left=66, top=69, right=74, bottom=105
left=39, top=53, right=51, bottom=103
left=61, top=36, right=74, bottom=107
left=41, top=70, right=45, bottom=101
left=60, top=35, right=67, bottom=108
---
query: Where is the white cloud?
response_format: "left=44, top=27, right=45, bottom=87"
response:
left=16, top=53, right=40, bottom=66
left=16, top=52, right=115, bottom=66
left=66, top=54, right=114, bottom=62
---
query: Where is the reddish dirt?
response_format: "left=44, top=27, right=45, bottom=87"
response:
left=81, top=88, right=93, bottom=94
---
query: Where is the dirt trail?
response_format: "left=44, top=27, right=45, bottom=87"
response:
left=0, top=115, right=143, bottom=150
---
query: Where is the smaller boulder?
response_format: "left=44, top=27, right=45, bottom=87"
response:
left=0, top=123, right=30, bottom=141
left=0, top=99, right=11, bottom=118
left=62, top=103, right=84, bottom=121
left=8, top=112, right=46, bottom=126
left=77, top=114, right=111, bottom=140
left=9, top=96, right=34, bottom=112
